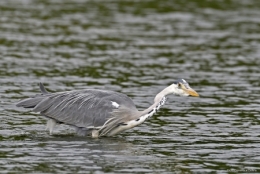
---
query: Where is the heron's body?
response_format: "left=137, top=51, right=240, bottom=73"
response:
left=16, top=79, right=199, bottom=138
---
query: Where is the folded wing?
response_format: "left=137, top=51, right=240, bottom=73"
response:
left=17, top=85, right=138, bottom=130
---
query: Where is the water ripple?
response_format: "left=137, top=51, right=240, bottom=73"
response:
left=1, top=0, right=260, bottom=173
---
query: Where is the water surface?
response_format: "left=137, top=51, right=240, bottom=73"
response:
left=1, top=0, right=260, bottom=173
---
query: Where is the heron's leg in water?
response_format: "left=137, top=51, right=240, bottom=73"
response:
left=91, top=130, right=99, bottom=138
left=46, top=119, right=57, bottom=135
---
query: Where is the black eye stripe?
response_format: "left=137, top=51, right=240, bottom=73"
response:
left=174, top=79, right=188, bottom=85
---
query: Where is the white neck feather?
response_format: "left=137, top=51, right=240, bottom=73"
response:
left=154, top=84, right=176, bottom=103
left=138, top=83, right=177, bottom=117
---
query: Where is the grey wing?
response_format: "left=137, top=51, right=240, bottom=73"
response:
left=31, top=89, right=138, bottom=129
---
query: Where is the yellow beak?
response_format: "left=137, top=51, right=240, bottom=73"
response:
left=182, top=86, right=199, bottom=97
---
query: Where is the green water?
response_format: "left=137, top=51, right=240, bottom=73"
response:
left=1, top=0, right=260, bottom=173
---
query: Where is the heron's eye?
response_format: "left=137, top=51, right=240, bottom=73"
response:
left=178, top=83, right=182, bottom=89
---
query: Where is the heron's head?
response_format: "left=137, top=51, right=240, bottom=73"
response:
left=171, top=79, right=199, bottom=97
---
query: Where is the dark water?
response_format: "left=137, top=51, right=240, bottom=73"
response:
left=1, top=0, right=260, bottom=173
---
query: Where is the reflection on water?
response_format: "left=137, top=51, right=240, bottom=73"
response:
left=1, top=0, right=260, bottom=173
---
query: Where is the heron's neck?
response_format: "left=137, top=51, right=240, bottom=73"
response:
left=140, top=85, right=174, bottom=116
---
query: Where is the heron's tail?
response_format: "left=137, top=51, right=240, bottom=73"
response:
left=16, top=83, right=49, bottom=108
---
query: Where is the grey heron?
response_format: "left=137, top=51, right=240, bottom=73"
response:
left=16, top=79, right=199, bottom=138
